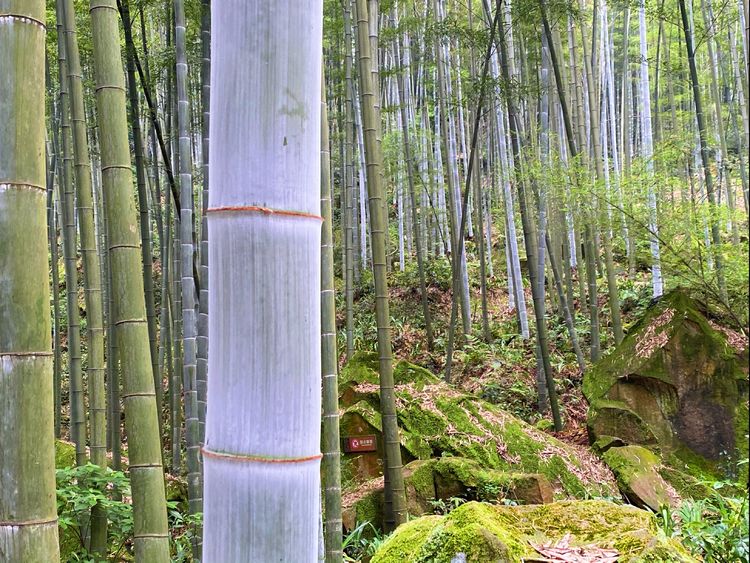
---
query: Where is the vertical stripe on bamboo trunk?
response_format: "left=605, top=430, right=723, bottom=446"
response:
left=203, top=2, right=324, bottom=560
left=0, top=2, right=60, bottom=559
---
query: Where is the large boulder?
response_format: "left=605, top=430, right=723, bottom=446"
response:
left=371, top=500, right=695, bottom=562
left=583, top=289, right=749, bottom=481
left=340, top=353, right=617, bottom=496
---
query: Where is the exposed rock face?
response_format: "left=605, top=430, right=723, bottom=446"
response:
left=583, top=289, right=749, bottom=480
left=371, top=500, right=696, bottom=562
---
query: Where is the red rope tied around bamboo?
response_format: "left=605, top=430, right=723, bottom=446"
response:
left=206, top=205, right=323, bottom=221
left=201, top=446, right=323, bottom=464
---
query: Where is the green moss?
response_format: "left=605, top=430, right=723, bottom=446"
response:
left=340, top=400, right=382, bottom=433
left=657, top=466, right=714, bottom=500
left=356, top=489, right=384, bottom=528
left=406, top=460, right=437, bottom=500
left=55, top=439, right=76, bottom=469
left=435, top=398, right=483, bottom=435
left=370, top=516, right=442, bottom=563
left=373, top=500, right=696, bottom=562
left=394, top=360, right=440, bottom=387
left=341, top=361, right=617, bottom=500
left=340, top=351, right=381, bottom=386
left=603, top=446, right=676, bottom=511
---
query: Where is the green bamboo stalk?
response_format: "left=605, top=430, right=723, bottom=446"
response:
left=343, top=0, right=356, bottom=361
left=56, top=0, right=87, bottom=466
left=88, top=1, right=170, bottom=559
left=679, top=0, right=727, bottom=300
left=321, top=72, right=344, bottom=563
left=60, top=0, right=108, bottom=550
left=0, top=1, right=60, bottom=558
left=120, top=0, right=161, bottom=421
left=47, top=74, right=63, bottom=440
left=197, top=0, right=211, bottom=448
left=173, top=0, right=203, bottom=535
left=354, top=0, right=407, bottom=530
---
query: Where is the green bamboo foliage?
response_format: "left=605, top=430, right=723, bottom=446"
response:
left=56, top=0, right=87, bottom=466
left=321, top=74, right=344, bottom=563
left=354, top=0, right=407, bottom=530
left=173, top=0, right=203, bottom=528
left=88, top=1, right=170, bottom=560
left=60, top=0, right=108, bottom=551
left=0, top=1, right=60, bottom=559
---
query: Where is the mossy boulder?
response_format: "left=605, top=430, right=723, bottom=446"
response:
left=343, top=457, right=554, bottom=530
left=339, top=355, right=618, bottom=503
left=371, top=500, right=696, bottom=562
left=584, top=289, right=749, bottom=481
left=55, top=439, right=76, bottom=469
left=602, top=446, right=679, bottom=511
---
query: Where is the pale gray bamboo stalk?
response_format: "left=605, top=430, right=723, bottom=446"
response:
left=203, top=3, right=323, bottom=559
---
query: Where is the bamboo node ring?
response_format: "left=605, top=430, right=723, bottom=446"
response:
left=201, top=447, right=322, bottom=464
left=206, top=205, right=323, bottom=221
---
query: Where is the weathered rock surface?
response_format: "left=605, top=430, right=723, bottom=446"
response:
left=371, top=499, right=695, bottom=562
left=583, top=289, right=749, bottom=481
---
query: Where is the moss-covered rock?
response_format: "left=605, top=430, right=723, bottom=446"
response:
left=55, top=439, right=76, bottom=469
left=343, top=457, right=555, bottom=530
left=602, top=446, right=679, bottom=511
left=339, top=357, right=618, bottom=502
left=584, top=289, right=749, bottom=482
left=372, top=500, right=697, bottom=562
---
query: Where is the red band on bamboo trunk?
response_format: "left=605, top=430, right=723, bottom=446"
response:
left=201, top=447, right=322, bottom=464
left=206, top=205, right=323, bottom=221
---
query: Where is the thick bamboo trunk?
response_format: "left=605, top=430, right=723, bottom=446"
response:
left=203, top=3, right=324, bottom=559
left=88, top=1, right=171, bottom=559
left=55, top=1, right=87, bottom=467
left=61, top=0, right=109, bottom=550
left=0, top=2, right=60, bottom=558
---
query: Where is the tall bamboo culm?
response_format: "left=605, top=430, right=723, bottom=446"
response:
left=61, top=0, right=109, bottom=551
left=354, top=0, right=407, bottom=530
left=88, top=1, right=171, bottom=560
left=321, top=73, right=344, bottom=563
left=173, top=0, right=203, bottom=534
left=0, top=1, right=60, bottom=559
left=202, top=2, right=324, bottom=560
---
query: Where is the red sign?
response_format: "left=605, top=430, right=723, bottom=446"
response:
left=343, top=435, right=378, bottom=453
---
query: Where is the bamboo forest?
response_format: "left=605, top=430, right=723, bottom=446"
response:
left=1, top=0, right=749, bottom=561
